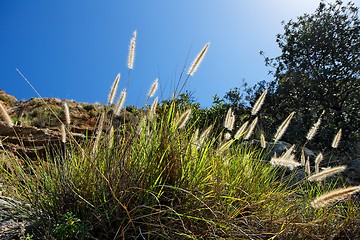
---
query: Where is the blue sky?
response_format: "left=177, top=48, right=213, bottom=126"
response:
left=0, top=0, right=340, bottom=108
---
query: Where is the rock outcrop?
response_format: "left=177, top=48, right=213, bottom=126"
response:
left=344, top=158, right=360, bottom=185
left=0, top=90, right=138, bottom=158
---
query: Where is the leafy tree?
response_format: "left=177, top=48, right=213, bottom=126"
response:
left=260, top=0, right=360, bottom=154
left=217, top=1, right=359, bottom=156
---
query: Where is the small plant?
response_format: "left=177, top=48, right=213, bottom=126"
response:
left=53, top=212, right=88, bottom=240
left=20, top=233, right=34, bottom=240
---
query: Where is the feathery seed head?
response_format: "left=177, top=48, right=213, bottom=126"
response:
left=305, top=158, right=311, bottom=175
left=114, top=89, right=127, bottom=116
left=301, top=149, right=306, bottom=166
left=188, top=42, right=210, bottom=76
left=108, top=126, right=114, bottom=149
left=306, top=115, right=322, bottom=141
left=283, top=144, right=296, bottom=159
left=234, top=121, right=249, bottom=139
left=0, top=102, right=13, bottom=127
left=273, top=111, right=295, bottom=143
left=270, top=145, right=300, bottom=170
left=191, top=128, right=200, bottom=149
left=108, top=73, right=120, bottom=105
left=198, top=125, right=213, bottom=146
left=224, top=108, right=235, bottom=131
left=176, top=109, right=192, bottom=129
left=251, top=89, right=268, bottom=115
left=61, top=124, right=66, bottom=143
left=127, top=30, right=137, bottom=69
left=244, top=117, right=258, bottom=140
left=315, top=152, right=324, bottom=174
left=148, top=96, right=158, bottom=120
left=331, top=128, right=342, bottom=148
left=311, top=186, right=360, bottom=208
left=308, top=165, right=346, bottom=182
left=270, top=155, right=301, bottom=170
left=260, top=132, right=266, bottom=148
left=148, top=78, right=159, bottom=98
left=64, top=102, right=71, bottom=126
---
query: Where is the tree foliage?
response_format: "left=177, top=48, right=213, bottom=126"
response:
left=219, top=1, right=360, bottom=156
left=270, top=0, right=359, bottom=152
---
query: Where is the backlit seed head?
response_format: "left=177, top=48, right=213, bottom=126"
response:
left=234, top=121, right=249, bottom=139
left=251, top=89, right=267, bottom=116
left=224, top=108, right=235, bottom=131
left=244, top=117, right=258, bottom=140
left=127, top=30, right=137, bottom=69
left=188, top=42, right=210, bottom=76
left=108, top=73, right=120, bottom=105
left=176, top=109, right=192, bottom=129
left=331, top=128, right=342, bottom=148
left=311, top=186, right=360, bottom=208
left=64, top=102, right=71, bottom=126
left=274, top=112, right=295, bottom=143
left=114, top=89, right=127, bottom=116
left=148, top=78, right=159, bottom=98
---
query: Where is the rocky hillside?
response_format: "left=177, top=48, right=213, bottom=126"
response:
left=0, top=90, right=137, bottom=157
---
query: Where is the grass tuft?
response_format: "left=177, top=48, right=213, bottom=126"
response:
left=1, top=34, right=358, bottom=240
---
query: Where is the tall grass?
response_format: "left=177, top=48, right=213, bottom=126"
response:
left=0, top=32, right=359, bottom=239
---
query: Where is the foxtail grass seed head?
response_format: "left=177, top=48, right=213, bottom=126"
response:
left=127, top=30, right=137, bottom=69
left=234, top=121, right=249, bottom=139
left=148, top=78, right=159, bottom=98
left=115, top=89, right=127, bottom=116
left=61, top=124, right=66, bottom=143
left=188, top=42, right=210, bottom=76
left=191, top=128, right=200, bottom=147
left=260, top=132, right=266, bottom=148
left=224, top=108, right=235, bottom=131
left=0, top=102, right=13, bottom=127
left=311, top=186, right=360, bottom=208
left=108, top=73, right=120, bottom=105
left=331, top=128, right=342, bottom=148
left=270, top=155, right=301, bottom=170
left=198, top=125, right=213, bottom=146
left=273, top=111, right=295, bottom=143
left=306, top=115, right=322, bottom=141
left=305, top=158, right=311, bottom=175
left=283, top=144, right=296, bottom=159
left=64, top=102, right=71, bottom=126
left=148, top=97, right=158, bottom=120
left=315, top=152, right=324, bottom=174
left=108, top=126, right=114, bottom=150
left=308, top=165, right=347, bottom=182
left=251, top=89, right=268, bottom=115
left=244, top=117, right=258, bottom=140
left=301, top=149, right=306, bottom=166
left=176, top=109, right=192, bottom=129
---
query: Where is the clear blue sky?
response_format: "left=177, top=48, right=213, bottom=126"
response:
left=0, top=0, right=340, bottom=108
